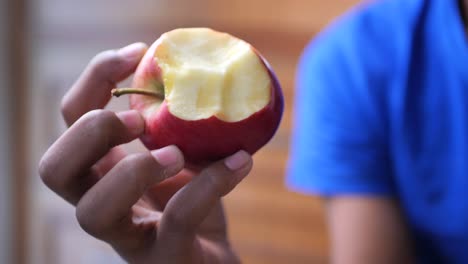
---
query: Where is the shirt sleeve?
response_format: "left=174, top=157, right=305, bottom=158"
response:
left=286, top=21, right=395, bottom=197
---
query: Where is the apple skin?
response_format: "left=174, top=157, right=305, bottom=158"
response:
left=129, top=34, right=284, bottom=168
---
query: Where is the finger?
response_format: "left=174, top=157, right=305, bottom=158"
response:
left=39, top=109, right=144, bottom=205
left=93, top=146, right=128, bottom=176
left=159, top=151, right=252, bottom=243
left=132, top=204, right=162, bottom=224
left=146, top=169, right=195, bottom=210
left=61, top=42, right=148, bottom=126
left=74, top=146, right=184, bottom=242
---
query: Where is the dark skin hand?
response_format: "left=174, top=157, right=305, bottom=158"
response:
left=38, top=43, right=252, bottom=264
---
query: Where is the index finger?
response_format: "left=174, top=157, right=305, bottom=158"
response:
left=61, top=43, right=148, bottom=126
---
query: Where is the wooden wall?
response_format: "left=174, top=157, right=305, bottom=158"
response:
left=29, top=1, right=361, bottom=263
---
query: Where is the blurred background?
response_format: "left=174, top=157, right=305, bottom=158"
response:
left=1, top=0, right=361, bottom=263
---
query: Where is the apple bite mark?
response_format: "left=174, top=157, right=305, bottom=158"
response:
left=155, top=28, right=272, bottom=122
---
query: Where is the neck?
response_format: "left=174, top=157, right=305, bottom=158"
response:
left=462, top=0, right=468, bottom=33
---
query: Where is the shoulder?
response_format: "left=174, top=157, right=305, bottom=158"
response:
left=294, top=0, right=431, bottom=142
left=299, top=0, right=427, bottom=78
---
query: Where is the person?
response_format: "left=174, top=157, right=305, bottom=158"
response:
left=287, top=0, right=468, bottom=263
left=39, top=0, right=468, bottom=263
left=38, top=43, right=252, bottom=263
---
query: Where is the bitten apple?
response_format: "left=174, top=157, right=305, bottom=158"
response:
left=113, top=28, right=284, bottom=168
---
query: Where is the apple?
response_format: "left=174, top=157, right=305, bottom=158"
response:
left=113, top=28, right=284, bottom=168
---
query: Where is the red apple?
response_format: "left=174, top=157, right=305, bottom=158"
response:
left=113, top=28, right=284, bottom=168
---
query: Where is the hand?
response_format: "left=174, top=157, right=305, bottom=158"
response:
left=38, top=43, right=252, bottom=264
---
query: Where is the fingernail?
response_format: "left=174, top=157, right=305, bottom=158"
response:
left=118, top=42, right=147, bottom=60
left=152, top=145, right=181, bottom=167
left=225, top=150, right=250, bottom=171
left=117, top=110, right=145, bottom=135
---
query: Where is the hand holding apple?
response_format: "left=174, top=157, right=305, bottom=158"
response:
left=112, top=28, right=284, bottom=168
left=40, top=43, right=253, bottom=263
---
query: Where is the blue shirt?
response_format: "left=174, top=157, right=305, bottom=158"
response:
left=287, top=0, right=468, bottom=262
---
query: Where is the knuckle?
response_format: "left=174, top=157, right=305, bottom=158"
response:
left=81, top=109, right=116, bottom=127
left=89, top=50, right=122, bottom=80
left=60, top=95, right=72, bottom=123
left=203, top=165, right=233, bottom=197
left=79, top=109, right=136, bottom=148
left=91, top=50, right=119, bottom=67
left=118, top=153, right=157, bottom=191
left=163, top=210, right=193, bottom=233
left=38, top=150, right=75, bottom=194
left=122, top=152, right=154, bottom=171
left=80, top=109, right=118, bottom=141
left=205, top=173, right=227, bottom=197
left=38, top=155, right=54, bottom=187
left=75, top=200, right=101, bottom=237
left=75, top=202, right=92, bottom=233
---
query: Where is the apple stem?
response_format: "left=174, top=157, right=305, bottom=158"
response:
left=111, top=88, right=164, bottom=100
